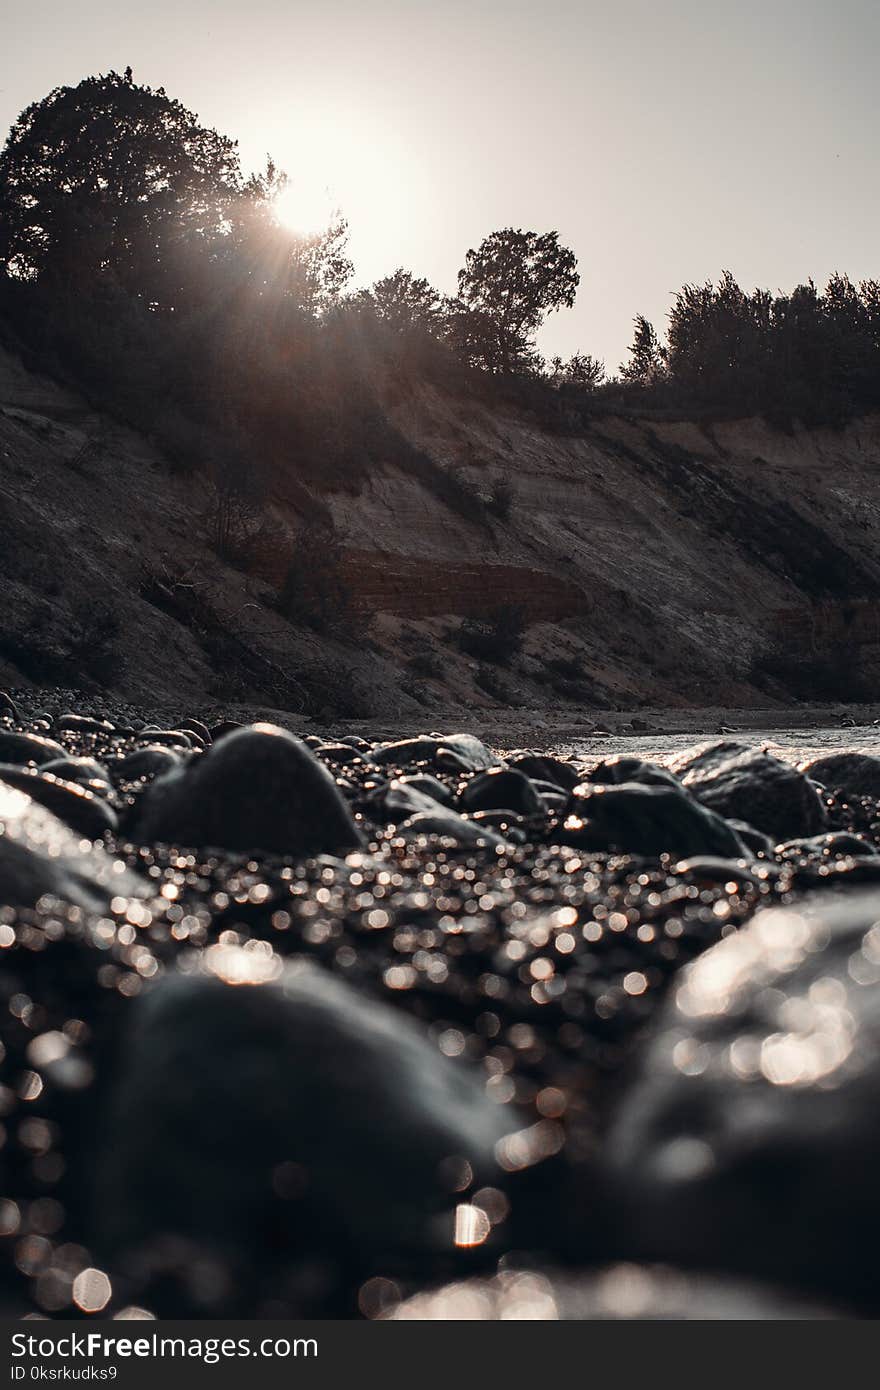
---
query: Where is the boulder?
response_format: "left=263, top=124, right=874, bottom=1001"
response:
left=131, top=723, right=363, bottom=857
left=669, top=741, right=827, bottom=842
left=799, top=752, right=880, bottom=801
left=506, top=754, right=581, bottom=791
left=97, top=956, right=516, bottom=1262
left=0, top=780, right=145, bottom=910
left=0, top=730, right=67, bottom=767
left=0, top=767, right=116, bottom=838
left=117, top=746, right=185, bottom=780
left=397, top=810, right=508, bottom=848
left=561, top=782, right=749, bottom=859
left=460, top=768, right=545, bottom=817
left=606, top=887, right=880, bottom=1306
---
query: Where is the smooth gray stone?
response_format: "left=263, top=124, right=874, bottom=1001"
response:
left=97, top=958, right=516, bottom=1261
left=563, top=781, right=749, bottom=859
left=585, top=755, right=680, bottom=789
left=669, top=741, right=827, bottom=842
left=131, top=723, right=363, bottom=856
left=373, top=734, right=498, bottom=772
left=118, top=746, right=185, bottom=779
left=41, top=756, right=112, bottom=790
left=55, top=714, right=114, bottom=735
left=507, top=753, right=581, bottom=791
left=799, top=753, right=880, bottom=801
left=382, top=778, right=449, bottom=822
left=0, top=781, right=146, bottom=910
left=605, top=887, right=880, bottom=1307
left=0, top=731, right=67, bottom=766
left=0, top=768, right=117, bottom=838
left=461, top=768, right=544, bottom=817
left=396, top=810, right=508, bottom=848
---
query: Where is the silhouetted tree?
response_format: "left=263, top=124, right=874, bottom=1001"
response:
left=454, top=229, right=579, bottom=373
left=620, top=315, right=666, bottom=384
left=0, top=70, right=242, bottom=306
left=363, top=269, right=445, bottom=337
left=550, top=352, right=606, bottom=390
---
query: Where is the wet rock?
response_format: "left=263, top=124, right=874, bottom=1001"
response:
left=210, top=720, right=243, bottom=742
left=397, top=810, right=508, bottom=848
left=507, top=754, right=581, bottom=791
left=0, top=767, right=117, bottom=838
left=55, top=713, right=114, bottom=735
left=177, top=718, right=212, bottom=744
left=671, top=856, right=761, bottom=887
left=669, top=741, right=827, bottom=842
left=562, top=782, right=750, bottom=859
left=98, top=957, right=516, bottom=1262
left=799, top=752, right=880, bottom=801
left=727, top=819, right=775, bottom=858
left=0, top=691, right=21, bottom=720
left=41, top=756, right=112, bottom=791
left=137, top=729, right=193, bottom=750
left=0, top=730, right=67, bottom=767
left=586, top=756, right=680, bottom=789
left=395, top=773, right=453, bottom=807
left=387, top=1265, right=836, bottom=1320
left=777, top=831, right=877, bottom=858
left=131, top=723, right=364, bottom=857
left=0, top=780, right=145, bottom=910
left=470, top=810, right=528, bottom=843
left=314, top=742, right=366, bottom=765
left=382, top=779, right=449, bottom=823
left=117, top=746, right=185, bottom=780
left=605, top=887, right=880, bottom=1307
left=374, top=734, right=498, bottom=772
left=461, top=768, right=545, bottom=817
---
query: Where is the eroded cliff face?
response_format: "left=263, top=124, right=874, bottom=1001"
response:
left=1, top=339, right=879, bottom=714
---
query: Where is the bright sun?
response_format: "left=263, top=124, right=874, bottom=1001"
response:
left=272, top=177, right=336, bottom=237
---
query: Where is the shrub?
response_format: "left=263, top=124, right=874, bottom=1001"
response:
left=276, top=527, right=354, bottom=636
left=455, top=604, right=525, bottom=665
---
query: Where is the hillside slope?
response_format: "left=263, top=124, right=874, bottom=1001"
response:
left=1, top=341, right=879, bottom=717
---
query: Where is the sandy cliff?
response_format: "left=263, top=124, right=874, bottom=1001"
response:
left=1, top=341, right=879, bottom=716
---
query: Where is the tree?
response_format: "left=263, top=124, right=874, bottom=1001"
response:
left=364, top=268, right=445, bottom=337
left=550, top=352, right=606, bottom=390
left=0, top=70, right=242, bottom=304
left=455, top=228, right=579, bottom=373
left=620, top=315, right=666, bottom=385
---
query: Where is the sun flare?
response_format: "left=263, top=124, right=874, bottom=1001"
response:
left=272, top=178, right=336, bottom=237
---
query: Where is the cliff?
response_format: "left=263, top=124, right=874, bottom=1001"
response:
left=2, top=340, right=879, bottom=718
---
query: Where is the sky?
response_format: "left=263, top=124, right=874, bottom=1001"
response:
left=3, top=0, right=879, bottom=370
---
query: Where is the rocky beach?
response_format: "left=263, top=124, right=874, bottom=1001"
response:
left=3, top=691, right=880, bottom=1318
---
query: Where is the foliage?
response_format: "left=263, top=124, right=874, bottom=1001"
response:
left=454, top=228, right=579, bottom=373
left=455, top=604, right=526, bottom=664
left=620, top=316, right=666, bottom=385
left=276, top=526, right=354, bottom=635
left=0, top=70, right=242, bottom=304
left=550, top=352, right=606, bottom=390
